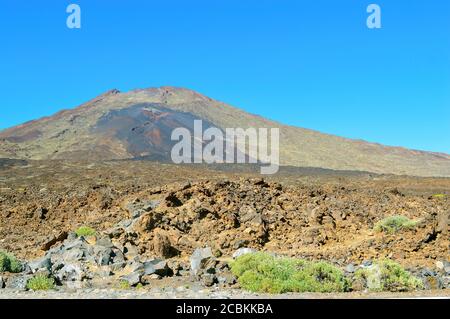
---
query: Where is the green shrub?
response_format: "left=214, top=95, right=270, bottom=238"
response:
left=26, top=274, right=55, bottom=291
left=0, top=250, right=22, bottom=273
left=354, top=259, right=423, bottom=292
left=75, top=226, right=96, bottom=237
left=117, top=280, right=131, bottom=290
left=374, top=215, right=418, bottom=233
left=432, top=194, right=446, bottom=199
left=230, top=253, right=349, bottom=294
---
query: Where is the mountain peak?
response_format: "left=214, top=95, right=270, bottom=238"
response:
left=93, top=88, right=121, bottom=100
left=104, top=88, right=121, bottom=96
left=128, top=86, right=214, bottom=104
left=0, top=87, right=449, bottom=177
left=67, top=88, right=123, bottom=113
left=90, top=88, right=121, bottom=100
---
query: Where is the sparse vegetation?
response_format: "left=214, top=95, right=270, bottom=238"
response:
left=75, top=226, right=96, bottom=237
left=26, top=274, right=55, bottom=291
left=354, top=259, right=423, bottom=292
left=230, top=252, right=349, bottom=293
left=0, top=250, right=22, bottom=273
left=374, top=215, right=418, bottom=233
left=432, top=194, right=446, bottom=199
left=117, top=280, right=131, bottom=290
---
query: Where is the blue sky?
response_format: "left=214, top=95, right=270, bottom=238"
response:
left=0, top=0, right=449, bottom=153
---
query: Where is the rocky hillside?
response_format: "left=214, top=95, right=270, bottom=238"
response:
left=1, top=171, right=448, bottom=293
left=1, top=86, right=449, bottom=176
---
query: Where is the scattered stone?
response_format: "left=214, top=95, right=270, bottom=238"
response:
left=232, top=247, right=256, bottom=259
left=37, top=207, right=49, bottom=220
left=422, top=275, right=443, bottom=290
left=5, top=275, right=32, bottom=291
left=61, top=247, right=85, bottom=262
left=445, top=266, right=450, bottom=276
left=111, top=248, right=125, bottom=264
left=233, top=239, right=250, bottom=249
left=153, top=260, right=171, bottom=276
left=121, top=272, right=141, bottom=286
left=107, top=227, right=124, bottom=239
left=124, top=243, right=139, bottom=260
left=142, top=261, right=156, bottom=276
left=442, top=276, right=450, bottom=289
left=141, top=273, right=161, bottom=284
left=22, top=263, right=32, bottom=274
left=96, top=267, right=113, bottom=278
left=96, top=236, right=114, bottom=248
left=126, top=199, right=160, bottom=219
left=67, top=232, right=77, bottom=241
left=124, top=260, right=144, bottom=274
left=153, top=230, right=178, bottom=258
left=84, top=235, right=97, bottom=246
left=167, top=260, right=185, bottom=276
left=165, top=192, right=183, bottom=207
left=46, top=244, right=64, bottom=256
left=217, top=273, right=237, bottom=286
left=62, top=236, right=88, bottom=251
left=143, top=259, right=171, bottom=277
left=143, top=200, right=161, bottom=211
left=54, top=263, right=85, bottom=282
left=201, top=273, right=216, bottom=287
left=27, top=256, right=52, bottom=273
left=190, top=247, right=214, bottom=276
left=110, top=261, right=127, bottom=272
left=131, top=211, right=163, bottom=233
left=118, top=219, right=133, bottom=229
left=131, top=210, right=143, bottom=219
left=93, top=246, right=113, bottom=266
left=421, top=268, right=437, bottom=277
left=345, top=264, right=356, bottom=273
left=41, top=231, right=68, bottom=251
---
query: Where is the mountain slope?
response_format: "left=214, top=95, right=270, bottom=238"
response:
left=1, top=86, right=449, bottom=176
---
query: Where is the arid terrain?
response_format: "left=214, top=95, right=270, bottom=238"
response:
left=0, top=159, right=448, bottom=298
left=0, top=87, right=449, bottom=298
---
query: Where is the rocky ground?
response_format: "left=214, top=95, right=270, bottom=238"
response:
left=0, top=160, right=449, bottom=297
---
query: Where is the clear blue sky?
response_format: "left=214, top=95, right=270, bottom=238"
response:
left=0, top=0, right=449, bottom=153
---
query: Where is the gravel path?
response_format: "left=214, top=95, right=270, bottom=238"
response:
left=1, top=287, right=449, bottom=299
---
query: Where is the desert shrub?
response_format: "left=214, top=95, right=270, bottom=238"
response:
left=136, top=283, right=144, bottom=289
left=374, top=215, right=418, bottom=233
left=432, top=194, right=446, bottom=199
left=117, top=280, right=131, bottom=290
left=26, top=274, right=55, bottom=291
left=0, top=250, right=22, bottom=273
left=75, top=226, right=96, bottom=237
left=230, top=252, right=348, bottom=294
left=354, top=259, right=423, bottom=292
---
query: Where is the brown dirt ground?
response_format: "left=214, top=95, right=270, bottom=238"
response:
left=0, top=160, right=448, bottom=272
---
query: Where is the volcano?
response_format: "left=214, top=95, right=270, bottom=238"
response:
left=1, top=86, right=449, bottom=177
